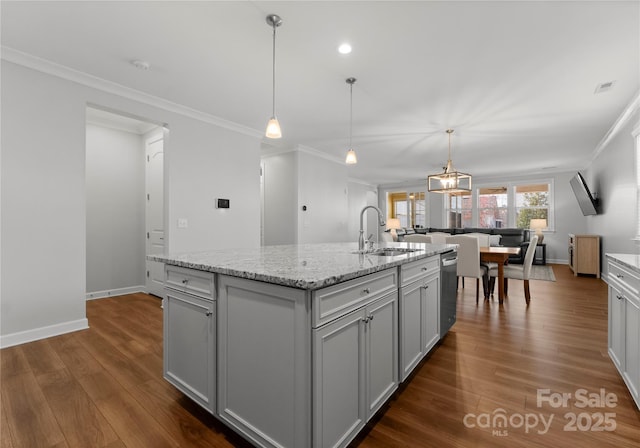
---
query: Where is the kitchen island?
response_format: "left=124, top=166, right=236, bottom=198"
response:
left=606, top=253, right=640, bottom=410
left=150, top=242, right=456, bottom=448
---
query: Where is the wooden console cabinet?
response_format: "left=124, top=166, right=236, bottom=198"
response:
left=568, top=234, right=600, bottom=277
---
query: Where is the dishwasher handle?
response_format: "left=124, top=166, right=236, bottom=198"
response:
left=442, top=257, right=458, bottom=267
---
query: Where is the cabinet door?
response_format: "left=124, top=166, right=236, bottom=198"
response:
left=366, top=292, right=398, bottom=416
left=624, top=296, right=639, bottom=402
left=608, top=284, right=625, bottom=371
left=313, top=309, right=366, bottom=448
left=217, top=276, right=310, bottom=448
left=399, top=280, right=425, bottom=381
left=164, top=290, right=215, bottom=413
left=422, top=273, right=440, bottom=355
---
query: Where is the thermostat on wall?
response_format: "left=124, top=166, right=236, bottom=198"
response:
left=216, top=198, right=230, bottom=209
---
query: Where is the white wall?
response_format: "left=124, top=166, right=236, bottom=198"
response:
left=166, top=117, right=260, bottom=253
left=347, top=180, right=380, bottom=242
left=297, top=151, right=349, bottom=244
left=86, top=124, right=146, bottom=295
left=262, top=151, right=297, bottom=245
left=587, top=106, right=640, bottom=277
left=1, top=60, right=262, bottom=347
left=261, top=148, right=350, bottom=245
left=2, top=62, right=89, bottom=344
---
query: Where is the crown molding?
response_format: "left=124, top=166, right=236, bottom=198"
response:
left=592, top=89, right=640, bottom=160
left=296, top=144, right=345, bottom=165
left=347, top=177, right=378, bottom=188
left=1, top=46, right=263, bottom=139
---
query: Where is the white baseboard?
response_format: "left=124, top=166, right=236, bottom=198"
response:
left=0, top=318, right=89, bottom=349
left=86, top=285, right=147, bottom=300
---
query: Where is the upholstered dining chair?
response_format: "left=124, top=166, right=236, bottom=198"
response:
left=379, top=232, right=394, bottom=243
left=425, top=232, right=449, bottom=244
left=464, top=232, right=499, bottom=271
left=488, top=235, right=539, bottom=304
left=445, top=235, right=488, bottom=302
left=404, top=234, right=432, bottom=243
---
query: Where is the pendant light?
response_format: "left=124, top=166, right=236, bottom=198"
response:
left=345, top=77, right=357, bottom=164
left=265, top=14, right=283, bottom=139
left=427, top=129, right=472, bottom=193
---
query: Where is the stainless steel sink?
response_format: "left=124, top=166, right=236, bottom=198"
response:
left=367, top=247, right=420, bottom=257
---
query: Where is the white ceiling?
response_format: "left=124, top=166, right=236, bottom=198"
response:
left=2, top=1, right=638, bottom=185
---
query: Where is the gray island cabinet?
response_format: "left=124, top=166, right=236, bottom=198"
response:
left=151, top=242, right=455, bottom=448
left=606, top=254, right=640, bottom=410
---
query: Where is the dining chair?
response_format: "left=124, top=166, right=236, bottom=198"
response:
left=404, top=234, right=432, bottom=243
left=464, top=232, right=499, bottom=271
left=425, top=232, right=449, bottom=244
left=379, top=232, right=394, bottom=243
left=445, top=235, right=488, bottom=302
left=488, top=235, right=539, bottom=304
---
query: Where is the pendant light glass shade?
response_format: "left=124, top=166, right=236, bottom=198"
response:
left=345, top=77, right=357, bottom=164
left=265, top=14, right=283, bottom=139
left=427, top=129, right=472, bottom=193
left=266, top=117, right=282, bottom=139
left=345, top=149, right=357, bottom=164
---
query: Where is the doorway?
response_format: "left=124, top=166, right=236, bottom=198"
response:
left=85, top=106, right=165, bottom=299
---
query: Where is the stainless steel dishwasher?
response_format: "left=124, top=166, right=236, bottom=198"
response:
left=440, top=249, right=458, bottom=338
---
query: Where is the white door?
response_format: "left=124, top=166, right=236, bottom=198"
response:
left=146, top=134, right=164, bottom=297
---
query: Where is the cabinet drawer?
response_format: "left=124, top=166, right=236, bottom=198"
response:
left=609, top=261, right=640, bottom=298
left=401, top=256, right=439, bottom=286
left=165, top=265, right=215, bottom=299
left=312, top=268, right=398, bottom=328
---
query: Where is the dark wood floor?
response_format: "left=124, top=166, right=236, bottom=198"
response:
left=1, top=264, right=639, bottom=447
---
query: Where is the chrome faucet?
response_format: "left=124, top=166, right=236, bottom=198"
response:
left=358, top=205, right=386, bottom=253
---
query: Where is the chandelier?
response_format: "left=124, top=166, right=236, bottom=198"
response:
left=427, top=129, right=472, bottom=193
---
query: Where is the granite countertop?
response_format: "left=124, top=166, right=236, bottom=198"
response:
left=149, top=242, right=456, bottom=290
left=606, top=253, right=640, bottom=274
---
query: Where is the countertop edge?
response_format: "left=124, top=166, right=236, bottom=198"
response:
left=606, top=253, right=640, bottom=275
left=149, top=243, right=455, bottom=290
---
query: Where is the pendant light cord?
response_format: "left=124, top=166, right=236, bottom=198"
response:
left=349, top=82, right=353, bottom=148
left=272, top=24, right=277, bottom=117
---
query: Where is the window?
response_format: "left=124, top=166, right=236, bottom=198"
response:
left=388, top=191, right=426, bottom=228
left=478, top=187, right=508, bottom=228
left=447, top=192, right=472, bottom=228
left=515, top=184, right=549, bottom=229
left=444, top=179, right=553, bottom=229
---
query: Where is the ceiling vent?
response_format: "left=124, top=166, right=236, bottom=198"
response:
left=594, top=81, right=616, bottom=94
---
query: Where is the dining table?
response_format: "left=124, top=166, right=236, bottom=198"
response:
left=480, top=246, right=522, bottom=304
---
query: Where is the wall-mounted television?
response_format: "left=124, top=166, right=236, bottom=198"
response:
left=569, top=172, right=599, bottom=216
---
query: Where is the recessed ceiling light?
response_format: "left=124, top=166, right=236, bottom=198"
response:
left=131, top=59, right=150, bottom=70
left=594, top=81, right=615, bottom=94
left=338, top=43, right=352, bottom=54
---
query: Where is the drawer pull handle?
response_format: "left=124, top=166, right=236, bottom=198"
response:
left=182, top=279, right=189, bottom=284
left=206, top=311, right=213, bottom=317
left=368, top=314, right=374, bottom=322
left=421, top=267, right=428, bottom=271
left=423, top=284, right=429, bottom=289
left=616, top=274, right=624, bottom=278
left=362, top=315, right=374, bottom=324
left=616, top=295, right=624, bottom=301
left=362, top=288, right=370, bottom=294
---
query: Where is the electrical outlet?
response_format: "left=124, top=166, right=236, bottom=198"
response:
left=177, top=218, right=188, bottom=228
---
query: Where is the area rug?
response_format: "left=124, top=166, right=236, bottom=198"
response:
left=529, top=265, right=556, bottom=282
